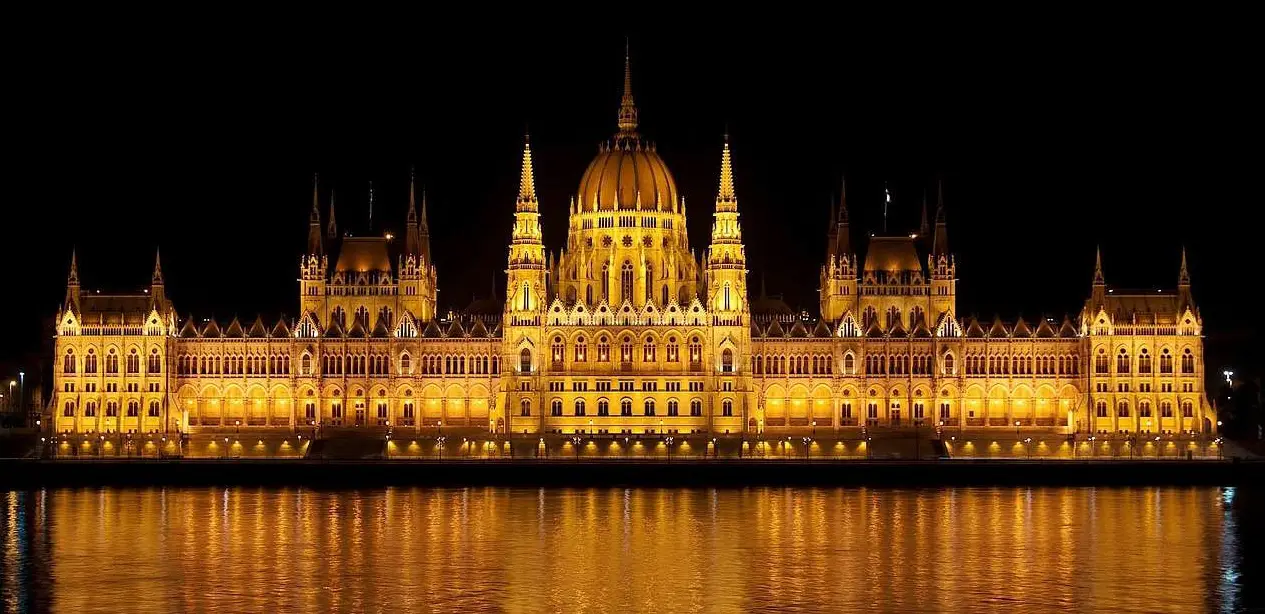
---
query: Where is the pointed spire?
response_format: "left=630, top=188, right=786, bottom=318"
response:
left=367, top=180, right=375, bottom=232
left=717, top=133, right=736, bottom=208
left=1179, top=246, right=1190, bottom=285
left=932, top=178, right=949, bottom=257
left=68, top=248, right=79, bottom=285
left=828, top=176, right=851, bottom=259
left=152, top=247, right=164, bottom=284
left=838, top=176, right=849, bottom=223
left=407, top=167, right=418, bottom=223
left=517, top=134, right=538, bottom=211
left=327, top=189, right=338, bottom=240
left=1093, top=245, right=1105, bottom=285
left=308, top=173, right=323, bottom=255
left=420, top=187, right=430, bottom=233
left=405, top=167, right=422, bottom=258
left=919, top=188, right=930, bottom=237
left=616, top=39, right=639, bottom=136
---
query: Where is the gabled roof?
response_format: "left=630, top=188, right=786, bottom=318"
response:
left=889, top=317, right=907, bottom=338
left=964, top=317, right=986, bottom=338
left=247, top=316, right=269, bottom=338
left=1059, top=316, right=1079, bottom=338
left=865, top=319, right=885, bottom=338
left=469, top=318, right=489, bottom=338
left=911, top=314, right=932, bottom=338
left=202, top=318, right=222, bottom=338
left=812, top=319, right=832, bottom=338
left=789, top=320, right=809, bottom=338
left=179, top=319, right=200, bottom=338
left=272, top=318, right=291, bottom=338
left=324, top=317, right=345, bottom=338
left=987, top=317, right=1008, bottom=338
left=445, top=319, right=465, bottom=338
left=422, top=320, right=443, bottom=338
left=1035, top=319, right=1056, bottom=338
left=371, top=317, right=390, bottom=338
left=766, top=318, right=785, bottom=337
left=225, top=317, right=245, bottom=338
left=1011, top=317, right=1032, bottom=338
left=750, top=320, right=765, bottom=338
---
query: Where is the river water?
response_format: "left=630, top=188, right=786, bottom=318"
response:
left=1, top=486, right=1259, bottom=613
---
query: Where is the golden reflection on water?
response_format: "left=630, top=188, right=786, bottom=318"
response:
left=0, top=487, right=1244, bottom=613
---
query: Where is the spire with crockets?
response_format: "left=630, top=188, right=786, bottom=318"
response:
left=705, top=134, right=747, bottom=316
left=308, top=173, right=323, bottom=256
left=506, top=134, right=547, bottom=314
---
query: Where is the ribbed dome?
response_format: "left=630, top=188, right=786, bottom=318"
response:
left=577, top=139, right=679, bottom=212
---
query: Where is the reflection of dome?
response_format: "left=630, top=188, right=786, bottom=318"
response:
left=577, top=140, right=678, bottom=212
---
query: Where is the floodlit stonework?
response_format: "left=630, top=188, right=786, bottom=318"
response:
left=47, top=52, right=1216, bottom=457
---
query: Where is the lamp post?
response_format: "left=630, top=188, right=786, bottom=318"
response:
left=666, top=436, right=674, bottom=464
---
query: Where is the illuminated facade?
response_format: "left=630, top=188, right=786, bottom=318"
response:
left=48, top=53, right=1216, bottom=445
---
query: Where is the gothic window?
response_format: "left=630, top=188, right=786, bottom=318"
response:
left=105, top=401, right=118, bottom=417
left=85, top=349, right=98, bottom=374
left=667, top=399, right=679, bottom=416
left=355, top=306, right=369, bottom=327
left=520, top=399, right=531, bottom=416
left=1181, top=349, right=1195, bottom=374
left=690, top=399, right=702, bottom=416
left=1137, top=349, right=1151, bottom=374
left=1117, top=401, right=1129, bottom=417
left=601, top=265, right=610, bottom=300
left=400, top=353, right=411, bottom=374
left=753, top=355, right=763, bottom=374
left=939, top=402, right=950, bottom=420
left=574, top=336, right=587, bottom=362
left=551, top=399, right=563, bottom=416
left=885, top=307, right=901, bottom=330
left=643, top=338, right=656, bottom=362
left=1116, top=349, right=1130, bottom=374
left=1182, top=401, right=1193, bottom=417
left=597, top=336, right=610, bottom=362
left=551, top=337, right=564, bottom=365
left=722, top=399, right=733, bottom=416
left=519, top=348, right=532, bottom=373
left=126, top=400, right=138, bottom=417
left=720, top=349, right=734, bottom=373
left=1160, top=349, right=1173, bottom=373
left=521, top=282, right=531, bottom=311
left=666, top=337, right=679, bottom=362
left=1161, top=401, right=1173, bottom=418
left=944, top=353, right=955, bottom=375
left=910, top=306, right=924, bottom=327
left=723, top=283, right=731, bottom=311
left=492, top=356, right=500, bottom=374
left=841, top=402, right=853, bottom=419
left=1095, top=348, right=1108, bottom=374
left=63, top=349, right=76, bottom=374
left=85, top=401, right=97, bottom=417
left=566, top=286, right=577, bottom=303
left=331, top=307, right=346, bottom=329
left=63, top=402, right=75, bottom=417
left=643, top=399, right=656, bottom=416
left=574, top=399, right=586, bottom=416
left=621, top=398, right=633, bottom=416
left=662, top=285, right=669, bottom=306
left=621, top=261, right=634, bottom=304
left=844, top=353, right=855, bottom=375
left=586, top=285, right=594, bottom=305
left=1096, top=401, right=1108, bottom=417
left=106, top=349, right=118, bottom=374
left=621, top=336, right=633, bottom=363
left=1139, top=401, right=1152, bottom=418
left=598, top=399, right=610, bottom=416
left=689, top=337, right=702, bottom=364
left=862, top=307, right=878, bottom=329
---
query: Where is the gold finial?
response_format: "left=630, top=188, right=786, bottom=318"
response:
left=617, top=39, right=639, bottom=136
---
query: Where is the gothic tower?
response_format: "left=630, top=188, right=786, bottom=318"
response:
left=928, top=179, right=956, bottom=321
left=300, top=174, right=328, bottom=317
left=399, top=169, right=437, bottom=322
left=819, top=178, right=857, bottom=323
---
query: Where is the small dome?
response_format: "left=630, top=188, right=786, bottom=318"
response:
left=577, top=139, right=678, bottom=212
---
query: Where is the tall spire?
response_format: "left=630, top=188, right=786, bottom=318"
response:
left=517, top=134, right=538, bottom=211
left=1179, top=246, right=1190, bottom=285
left=308, top=173, right=323, bottom=255
left=616, top=39, right=639, bottom=137
left=829, top=176, right=851, bottom=258
left=367, top=180, right=375, bottom=232
left=65, top=249, right=80, bottom=310
left=152, top=247, right=164, bottom=285
left=919, top=188, right=930, bottom=237
left=327, top=189, right=338, bottom=240
left=68, top=248, right=79, bottom=285
left=716, top=134, right=736, bottom=210
left=420, top=187, right=430, bottom=233
left=932, top=178, right=949, bottom=257
left=1093, top=245, right=1104, bottom=286
left=405, top=167, right=422, bottom=258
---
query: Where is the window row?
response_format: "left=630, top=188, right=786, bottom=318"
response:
left=61, top=400, right=161, bottom=417
left=531, top=398, right=734, bottom=417
left=963, top=354, right=1080, bottom=376
left=1095, top=400, right=1193, bottom=418
left=753, top=354, right=834, bottom=375
left=63, top=347, right=158, bottom=375
left=1095, top=347, right=1194, bottom=375
left=177, top=354, right=290, bottom=376
left=550, top=335, right=703, bottom=365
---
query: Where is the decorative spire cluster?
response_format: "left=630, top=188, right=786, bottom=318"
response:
left=1093, top=245, right=1105, bottom=286
left=708, top=136, right=744, bottom=259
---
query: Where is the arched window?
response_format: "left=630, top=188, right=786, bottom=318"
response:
left=1117, top=401, right=1130, bottom=418
left=597, top=336, right=610, bottom=362
left=400, top=353, right=411, bottom=374
left=620, top=398, right=633, bottom=416
left=1095, top=348, right=1108, bottom=374
left=586, top=284, right=594, bottom=305
left=621, top=261, right=634, bottom=303
left=551, top=399, right=563, bottom=416
left=519, top=348, right=532, bottom=373
left=85, top=402, right=97, bottom=417
left=601, top=264, right=610, bottom=300
left=106, top=349, right=118, bottom=374
left=886, top=307, right=901, bottom=330
left=723, top=282, right=731, bottom=310
left=666, top=337, right=679, bottom=362
left=1138, top=349, right=1151, bottom=374
left=85, top=349, right=98, bottom=374
left=1116, top=349, right=1130, bottom=374
left=574, top=399, right=586, bottom=416
left=1181, top=401, right=1193, bottom=417
left=520, top=399, right=531, bottom=416
left=63, top=402, right=75, bottom=417
left=127, top=349, right=140, bottom=374
left=844, top=353, right=855, bottom=375
left=643, top=399, right=656, bottom=416
left=598, top=399, right=610, bottom=416
left=1160, top=349, right=1173, bottom=373
left=574, top=336, right=587, bottom=362
left=754, top=355, right=763, bottom=374
left=690, top=399, right=702, bottom=416
left=1139, top=401, right=1152, bottom=418
left=643, top=338, right=656, bottom=362
left=667, top=399, right=679, bottom=416
left=1161, top=401, right=1173, bottom=418
left=661, top=285, right=669, bottom=306
left=1181, top=349, right=1195, bottom=374
left=620, top=336, right=633, bottom=363
left=722, top=399, right=734, bottom=416
left=863, top=307, right=878, bottom=329
left=1096, top=401, right=1108, bottom=417
left=721, top=349, right=734, bottom=373
left=105, top=401, right=118, bottom=417
left=943, top=353, right=955, bottom=375
left=689, top=337, right=702, bottom=364
left=551, top=337, right=564, bottom=365
left=126, top=401, right=139, bottom=417
left=63, top=349, right=76, bottom=374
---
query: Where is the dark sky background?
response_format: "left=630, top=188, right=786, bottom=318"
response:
left=4, top=20, right=1259, bottom=396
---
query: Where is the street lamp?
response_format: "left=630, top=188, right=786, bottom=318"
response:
left=1223, top=370, right=1234, bottom=384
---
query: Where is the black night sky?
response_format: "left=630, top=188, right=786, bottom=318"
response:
left=4, top=21, right=1260, bottom=397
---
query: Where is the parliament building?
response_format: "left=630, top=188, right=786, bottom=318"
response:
left=47, top=53, right=1217, bottom=455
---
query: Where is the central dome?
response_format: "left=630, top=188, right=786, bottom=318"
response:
left=577, top=139, right=678, bottom=212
